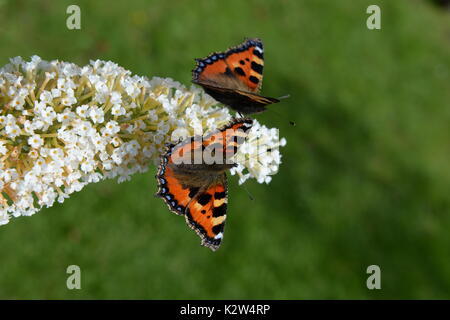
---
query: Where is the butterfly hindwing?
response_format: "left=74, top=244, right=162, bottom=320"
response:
left=198, top=84, right=280, bottom=115
left=185, top=176, right=227, bottom=251
left=155, top=118, right=253, bottom=251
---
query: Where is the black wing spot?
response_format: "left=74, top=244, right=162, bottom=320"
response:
left=197, top=193, right=212, bottom=206
left=253, top=49, right=263, bottom=59
left=189, top=187, right=200, bottom=199
left=212, top=203, right=227, bottom=217
left=249, top=76, right=259, bottom=84
left=239, top=60, right=245, bottom=65
left=215, top=191, right=226, bottom=200
left=234, top=67, right=245, bottom=76
left=224, top=67, right=233, bottom=76
left=212, top=223, right=225, bottom=235
left=251, top=61, right=263, bottom=74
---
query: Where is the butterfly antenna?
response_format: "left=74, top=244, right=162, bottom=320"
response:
left=267, top=93, right=295, bottom=125
left=277, top=94, right=290, bottom=100
left=241, top=182, right=254, bottom=201
left=266, top=107, right=296, bottom=127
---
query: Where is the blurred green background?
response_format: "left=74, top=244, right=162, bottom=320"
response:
left=0, top=0, right=449, bottom=299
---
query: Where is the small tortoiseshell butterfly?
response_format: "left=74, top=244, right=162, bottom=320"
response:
left=192, top=38, right=280, bottom=115
left=155, top=118, right=253, bottom=251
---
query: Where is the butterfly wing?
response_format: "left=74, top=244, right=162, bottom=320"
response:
left=157, top=156, right=227, bottom=251
left=192, top=38, right=279, bottom=114
left=192, top=38, right=265, bottom=93
left=185, top=175, right=228, bottom=251
left=201, top=117, right=253, bottom=159
left=198, top=83, right=280, bottom=114
left=223, top=38, right=265, bottom=93
left=155, top=118, right=253, bottom=250
left=156, top=142, right=202, bottom=215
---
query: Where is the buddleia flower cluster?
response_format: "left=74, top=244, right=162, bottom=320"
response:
left=0, top=56, right=286, bottom=225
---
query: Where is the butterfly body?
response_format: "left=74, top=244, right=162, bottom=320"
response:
left=194, top=83, right=279, bottom=114
left=156, top=118, right=253, bottom=250
left=192, top=38, right=280, bottom=115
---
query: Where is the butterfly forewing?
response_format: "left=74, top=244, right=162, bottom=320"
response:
left=193, top=38, right=264, bottom=93
left=223, top=40, right=264, bottom=92
left=192, top=38, right=280, bottom=115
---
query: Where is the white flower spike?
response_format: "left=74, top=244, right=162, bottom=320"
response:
left=0, top=56, right=287, bottom=225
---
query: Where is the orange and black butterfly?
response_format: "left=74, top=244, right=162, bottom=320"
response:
left=155, top=118, right=253, bottom=251
left=192, top=38, right=280, bottom=115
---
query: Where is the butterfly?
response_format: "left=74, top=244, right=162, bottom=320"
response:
left=155, top=118, right=253, bottom=251
left=192, top=38, right=280, bottom=115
